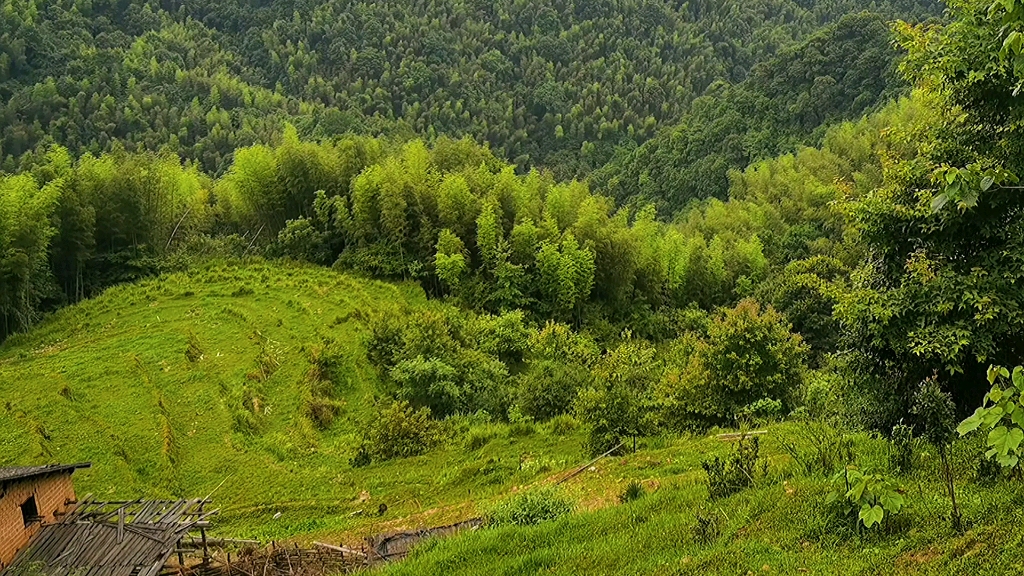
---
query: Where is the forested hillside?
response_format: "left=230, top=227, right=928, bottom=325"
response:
left=592, top=11, right=917, bottom=211
left=1, top=0, right=940, bottom=177
left=13, top=0, right=1024, bottom=573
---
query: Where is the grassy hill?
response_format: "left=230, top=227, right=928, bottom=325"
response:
left=5, top=260, right=1024, bottom=575
left=381, top=429, right=1024, bottom=576
left=0, top=260, right=589, bottom=540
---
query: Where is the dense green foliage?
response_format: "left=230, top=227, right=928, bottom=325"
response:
left=592, top=10, right=930, bottom=211
left=836, top=0, right=1024, bottom=425
left=1, top=0, right=939, bottom=178
left=11, top=0, right=1024, bottom=572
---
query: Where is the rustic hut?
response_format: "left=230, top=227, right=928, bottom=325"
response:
left=1, top=492, right=218, bottom=576
left=0, top=463, right=91, bottom=569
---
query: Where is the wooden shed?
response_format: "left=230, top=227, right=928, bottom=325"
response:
left=0, top=463, right=91, bottom=569
left=0, top=496, right=217, bottom=576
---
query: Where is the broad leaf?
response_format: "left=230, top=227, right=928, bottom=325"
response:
left=1011, top=406, right=1024, bottom=430
left=998, top=454, right=1020, bottom=468
left=989, top=387, right=1004, bottom=403
left=989, top=365, right=1002, bottom=385
left=983, top=405, right=1005, bottom=427
left=957, top=408, right=985, bottom=435
left=859, top=504, right=884, bottom=528
left=879, top=491, right=904, bottom=514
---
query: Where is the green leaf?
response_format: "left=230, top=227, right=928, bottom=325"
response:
left=989, top=387, right=1004, bottom=403
left=989, top=365, right=1002, bottom=385
left=1006, top=427, right=1023, bottom=452
left=931, top=193, right=949, bottom=213
left=982, top=405, right=1005, bottom=427
left=1013, top=367, right=1024, bottom=391
left=987, top=426, right=1022, bottom=456
left=981, top=175, right=995, bottom=191
left=1011, top=406, right=1024, bottom=430
left=859, top=504, right=884, bottom=528
left=998, top=454, right=1020, bottom=468
left=847, top=477, right=867, bottom=502
left=945, top=169, right=957, bottom=185
left=879, top=491, right=904, bottom=514
left=957, top=409, right=985, bottom=436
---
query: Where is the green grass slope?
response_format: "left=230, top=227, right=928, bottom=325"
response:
left=381, top=424, right=1024, bottom=576
left=0, top=261, right=588, bottom=540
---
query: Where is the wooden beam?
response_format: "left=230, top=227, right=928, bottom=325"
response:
left=715, top=430, right=768, bottom=442
left=556, top=441, right=625, bottom=485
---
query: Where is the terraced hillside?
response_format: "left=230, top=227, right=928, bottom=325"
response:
left=0, top=261, right=589, bottom=540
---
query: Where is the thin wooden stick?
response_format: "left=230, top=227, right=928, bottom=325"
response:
left=556, top=441, right=625, bottom=485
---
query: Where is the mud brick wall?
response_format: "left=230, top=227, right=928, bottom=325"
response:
left=0, top=473, right=77, bottom=568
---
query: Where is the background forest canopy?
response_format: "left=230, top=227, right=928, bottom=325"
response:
left=1, top=0, right=940, bottom=184
left=10, top=0, right=1024, bottom=451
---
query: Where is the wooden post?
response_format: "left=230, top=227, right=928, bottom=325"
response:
left=201, top=527, right=210, bottom=565
left=199, top=501, right=210, bottom=565
left=177, top=538, right=185, bottom=571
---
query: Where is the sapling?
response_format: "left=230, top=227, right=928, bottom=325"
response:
left=957, top=366, right=1024, bottom=476
left=911, top=375, right=961, bottom=531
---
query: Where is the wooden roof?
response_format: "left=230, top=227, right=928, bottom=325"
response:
left=1, top=497, right=217, bottom=576
left=0, top=463, right=91, bottom=484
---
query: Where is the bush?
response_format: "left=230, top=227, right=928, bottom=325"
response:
left=737, top=398, right=784, bottom=425
left=364, top=306, right=511, bottom=417
left=355, top=400, right=444, bottom=464
left=507, top=405, right=536, bottom=437
left=545, top=414, right=580, bottom=436
left=185, top=331, right=203, bottom=363
left=576, top=338, right=658, bottom=455
left=515, top=360, right=586, bottom=421
left=826, top=466, right=904, bottom=530
left=657, top=300, right=808, bottom=425
left=778, top=422, right=855, bottom=477
left=619, top=479, right=645, bottom=503
left=693, top=506, right=721, bottom=545
left=889, top=423, right=917, bottom=475
left=702, top=436, right=765, bottom=499
left=486, top=487, right=574, bottom=527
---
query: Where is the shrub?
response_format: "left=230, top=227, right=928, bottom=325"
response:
left=914, top=375, right=961, bottom=530
left=486, top=487, right=573, bottom=527
left=826, top=466, right=904, bottom=530
left=355, top=400, right=444, bottom=464
left=658, top=300, right=808, bottom=425
left=957, top=366, right=1024, bottom=468
left=619, top=480, right=645, bottom=504
left=693, top=506, right=721, bottom=545
left=976, top=455, right=1003, bottom=485
left=185, top=331, right=203, bottom=363
left=545, top=414, right=580, bottom=436
left=737, top=398, right=784, bottom=425
left=888, top=423, right=917, bottom=475
left=507, top=405, right=536, bottom=437
left=702, top=436, right=765, bottom=499
left=365, top=306, right=511, bottom=417
left=576, top=338, right=658, bottom=455
left=516, top=360, right=586, bottom=421
left=304, top=341, right=345, bottom=429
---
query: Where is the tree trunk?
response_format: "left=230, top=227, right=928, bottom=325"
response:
left=941, top=448, right=962, bottom=532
